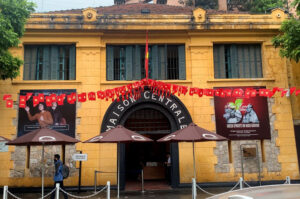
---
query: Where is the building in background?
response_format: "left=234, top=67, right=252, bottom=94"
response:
left=0, top=1, right=299, bottom=190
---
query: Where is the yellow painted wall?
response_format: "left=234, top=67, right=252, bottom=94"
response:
left=0, top=8, right=299, bottom=187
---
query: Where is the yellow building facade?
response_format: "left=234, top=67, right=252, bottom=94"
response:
left=0, top=4, right=299, bottom=189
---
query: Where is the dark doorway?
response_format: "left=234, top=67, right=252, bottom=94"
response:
left=294, top=125, right=300, bottom=172
left=124, top=108, right=171, bottom=190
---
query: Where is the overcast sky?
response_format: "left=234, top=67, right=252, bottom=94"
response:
left=29, top=0, right=114, bottom=12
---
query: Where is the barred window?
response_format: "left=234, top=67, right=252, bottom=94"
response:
left=23, top=45, right=76, bottom=80
left=106, top=44, right=185, bottom=81
left=213, top=44, right=262, bottom=78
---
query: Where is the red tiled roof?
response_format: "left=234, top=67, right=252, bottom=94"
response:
left=44, top=3, right=193, bottom=15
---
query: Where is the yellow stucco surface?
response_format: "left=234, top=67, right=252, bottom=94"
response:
left=0, top=7, right=299, bottom=187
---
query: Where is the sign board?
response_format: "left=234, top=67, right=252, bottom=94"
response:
left=18, top=89, right=76, bottom=138
left=214, top=86, right=271, bottom=140
left=72, top=154, right=88, bottom=161
left=243, top=148, right=257, bottom=158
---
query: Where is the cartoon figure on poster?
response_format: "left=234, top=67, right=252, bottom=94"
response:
left=223, top=99, right=259, bottom=124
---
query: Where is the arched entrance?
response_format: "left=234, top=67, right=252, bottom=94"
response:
left=101, top=90, right=192, bottom=188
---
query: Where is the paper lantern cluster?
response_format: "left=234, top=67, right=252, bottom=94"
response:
left=2, top=78, right=300, bottom=108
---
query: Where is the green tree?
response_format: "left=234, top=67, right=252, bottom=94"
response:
left=228, top=0, right=286, bottom=13
left=0, top=0, right=35, bottom=80
left=272, top=0, right=300, bottom=62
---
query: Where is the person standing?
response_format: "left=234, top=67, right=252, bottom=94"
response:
left=165, top=153, right=171, bottom=184
left=51, top=154, right=68, bottom=199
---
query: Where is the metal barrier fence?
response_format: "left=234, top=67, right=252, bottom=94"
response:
left=192, top=176, right=291, bottom=199
left=3, top=181, right=110, bottom=199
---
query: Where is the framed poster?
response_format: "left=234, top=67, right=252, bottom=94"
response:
left=18, top=89, right=76, bottom=138
left=214, top=87, right=271, bottom=140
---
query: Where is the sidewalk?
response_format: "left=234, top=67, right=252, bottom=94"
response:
left=5, top=187, right=229, bottom=199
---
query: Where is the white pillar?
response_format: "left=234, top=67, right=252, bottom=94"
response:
left=3, top=186, right=8, bottom=199
left=107, top=181, right=110, bottom=199
left=192, top=178, right=197, bottom=199
left=286, top=176, right=291, bottom=184
left=239, top=177, right=243, bottom=190
left=56, top=183, right=60, bottom=199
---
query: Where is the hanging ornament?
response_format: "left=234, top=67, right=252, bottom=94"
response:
left=214, top=89, right=221, bottom=97
left=45, top=96, right=52, bottom=106
left=250, top=90, right=257, bottom=97
left=97, top=90, right=105, bottom=100
left=78, top=92, right=87, bottom=102
left=67, top=94, right=75, bottom=104
left=6, top=100, right=13, bottom=108
left=50, top=94, right=57, bottom=102
left=106, top=89, right=115, bottom=101
left=295, top=89, right=300, bottom=96
left=38, top=93, right=45, bottom=102
left=259, top=89, right=266, bottom=97
left=290, top=87, right=296, bottom=95
left=19, top=95, right=26, bottom=108
left=88, top=92, right=96, bottom=101
left=26, top=93, right=33, bottom=101
left=33, top=96, right=39, bottom=107
left=57, top=95, right=64, bottom=105
left=3, top=94, right=12, bottom=101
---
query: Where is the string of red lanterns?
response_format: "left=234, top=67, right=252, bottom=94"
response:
left=2, top=78, right=300, bottom=108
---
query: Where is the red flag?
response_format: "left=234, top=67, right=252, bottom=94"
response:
left=19, top=95, right=26, bottom=108
left=50, top=94, right=57, bottom=102
left=145, top=30, right=149, bottom=79
left=3, top=94, right=11, bottom=101
left=33, top=96, right=39, bottom=107
left=67, top=94, right=75, bottom=104
left=6, top=100, right=13, bottom=108
left=26, top=93, right=33, bottom=101
left=45, top=96, right=52, bottom=107
left=57, top=95, right=64, bottom=105
left=38, top=93, right=45, bottom=102
left=88, top=92, right=96, bottom=101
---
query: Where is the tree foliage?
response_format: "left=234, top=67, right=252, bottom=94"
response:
left=228, top=0, right=286, bottom=13
left=272, top=0, right=300, bottom=62
left=0, top=0, right=35, bottom=80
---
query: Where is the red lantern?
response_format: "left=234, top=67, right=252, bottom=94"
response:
left=88, top=92, right=96, bottom=101
left=3, top=94, right=11, bottom=101
left=6, top=100, right=13, bottom=108
left=38, top=93, right=45, bottom=102
left=33, top=96, right=39, bottom=107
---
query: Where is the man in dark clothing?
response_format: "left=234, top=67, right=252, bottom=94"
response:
left=51, top=154, right=68, bottom=199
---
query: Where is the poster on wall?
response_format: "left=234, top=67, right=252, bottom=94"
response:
left=214, top=87, right=271, bottom=140
left=18, top=89, right=76, bottom=138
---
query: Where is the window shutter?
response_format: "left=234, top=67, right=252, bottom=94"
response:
left=158, top=45, right=166, bottom=80
left=50, top=46, right=59, bottom=80
left=229, top=45, right=238, bottom=78
left=69, top=45, right=76, bottom=80
left=213, top=45, right=226, bottom=78
left=178, top=45, right=186, bottom=80
left=151, top=45, right=159, bottom=79
left=255, top=45, right=263, bottom=78
left=125, top=46, right=133, bottom=80
left=42, top=46, right=50, bottom=80
left=133, top=45, right=141, bottom=80
left=106, top=46, right=114, bottom=80
left=23, top=46, right=37, bottom=80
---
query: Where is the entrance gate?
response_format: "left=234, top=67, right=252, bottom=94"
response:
left=101, top=90, right=192, bottom=188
